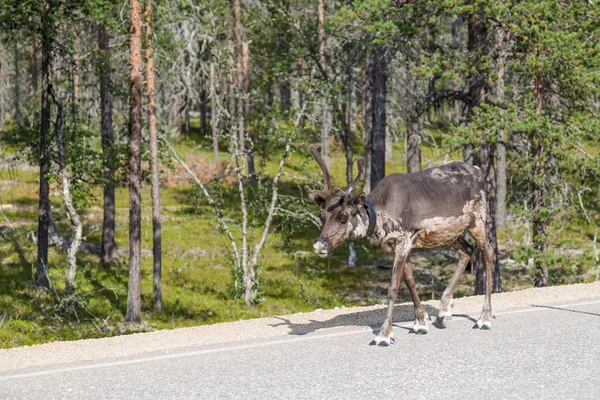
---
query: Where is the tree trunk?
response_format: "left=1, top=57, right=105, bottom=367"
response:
left=464, top=14, right=487, bottom=166
left=184, top=94, right=190, bottom=135
left=475, top=144, right=501, bottom=294
left=363, top=55, right=372, bottom=193
left=299, top=58, right=306, bottom=129
left=98, top=25, right=118, bottom=262
left=406, top=67, right=421, bottom=173
left=51, top=89, right=83, bottom=295
left=243, top=41, right=254, bottom=175
left=233, top=0, right=254, bottom=174
left=532, top=70, right=548, bottom=287
left=126, top=0, right=143, bottom=324
left=35, top=20, right=53, bottom=290
left=370, top=46, right=387, bottom=189
left=210, top=63, right=219, bottom=166
left=71, top=39, right=79, bottom=124
left=14, top=40, right=21, bottom=125
left=233, top=0, right=245, bottom=154
left=495, top=28, right=508, bottom=228
left=466, top=12, right=502, bottom=293
left=406, top=113, right=422, bottom=173
left=318, top=0, right=330, bottom=168
left=29, top=35, right=38, bottom=98
left=280, top=80, right=290, bottom=112
left=145, top=0, right=162, bottom=311
left=199, top=71, right=207, bottom=135
left=337, top=97, right=353, bottom=186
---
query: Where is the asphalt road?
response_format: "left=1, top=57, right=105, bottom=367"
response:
left=1, top=289, right=600, bottom=399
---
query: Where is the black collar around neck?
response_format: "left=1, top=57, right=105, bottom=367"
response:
left=365, top=200, right=377, bottom=237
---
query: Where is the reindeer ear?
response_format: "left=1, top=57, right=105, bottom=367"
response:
left=351, top=193, right=366, bottom=208
left=304, top=185, right=328, bottom=208
left=312, top=194, right=328, bottom=208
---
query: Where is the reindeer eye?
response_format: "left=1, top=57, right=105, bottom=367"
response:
left=339, top=213, right=349, bottom=224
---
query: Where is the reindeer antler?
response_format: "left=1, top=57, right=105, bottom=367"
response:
left=304, top=144, right=332, bottom=204
left=345, top=157, right=365, bottom=197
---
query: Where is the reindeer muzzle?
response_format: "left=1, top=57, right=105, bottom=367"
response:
left=313, top=238, right=331, bottom=257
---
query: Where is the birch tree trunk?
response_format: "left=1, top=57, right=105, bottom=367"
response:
left=126, top=0, right=143, bottom=324
left=145, top=0, right=163, bottom=311
left=98, top=24, right=118, bottom=262
left=51, top=89, right=82, bottom=295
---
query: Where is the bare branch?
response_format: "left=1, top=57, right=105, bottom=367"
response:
left=165, top=140, right=241, bottom=269
left=250, top=104, right=307, bottom=268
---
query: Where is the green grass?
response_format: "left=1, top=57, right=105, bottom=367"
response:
left=0, top=124, right=598, bottom=349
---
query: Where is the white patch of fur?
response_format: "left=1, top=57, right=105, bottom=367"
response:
left=412, top=320, right=429, bottom=333
left=313, top=241, right=326, bottom=254
left=381, top=230, right=412, bottom=255
left=347, top=217, right=368, bottom=238
left=430, top=168, right=447, bottom=181
left=373, top=332, right=394, bottom=346
left=420, top=216, right=461, bottom=233
left=476, top=319, right=491, bottom=329
left=372, top=212, right=402, bottom=240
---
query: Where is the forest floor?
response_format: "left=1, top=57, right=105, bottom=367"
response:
left=0, top=125, right=598, bottom=349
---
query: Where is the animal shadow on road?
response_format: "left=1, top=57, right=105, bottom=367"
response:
left=268, top=304, right=441, bottom=336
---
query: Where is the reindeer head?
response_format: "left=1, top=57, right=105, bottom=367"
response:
left=304, top=144, right=367, bottom=257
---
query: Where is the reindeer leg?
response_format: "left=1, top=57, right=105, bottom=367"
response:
left=403, top=261, right=429, bottom=334
left=437, top=236, right=473, bottom=327
left=371, top=238, right=410, bottom=346
left=468, top=224, right=493, bottom=330
left=476, top=242, right=494, bottom=329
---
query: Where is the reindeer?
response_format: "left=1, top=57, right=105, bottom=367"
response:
left=304, top=144, right=493, bottom=346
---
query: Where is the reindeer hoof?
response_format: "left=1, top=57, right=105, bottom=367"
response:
left=473, top=320, right=492, bottom=330
left=370, top=334, right=394, bottom=346
left=411, top=321, right=429, bottom=335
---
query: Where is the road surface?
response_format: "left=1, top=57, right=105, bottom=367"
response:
left=1, top=282, right=599, bottom=399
